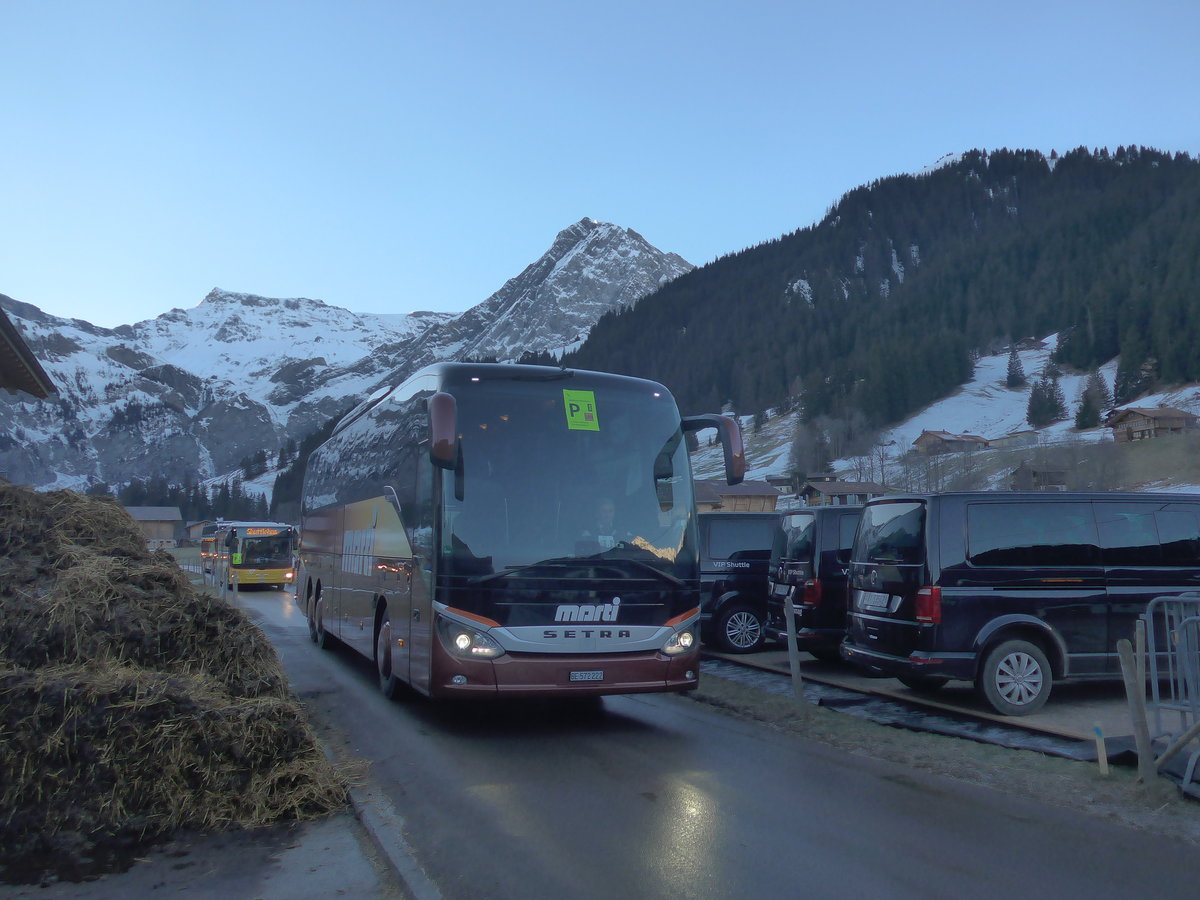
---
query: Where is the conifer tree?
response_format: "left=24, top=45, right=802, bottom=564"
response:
left=1006, top=346, right=1027, bottom=388
left=1027, top=376, right=1068, bottom=427
left=1074, top=393, right=1101, bottom=430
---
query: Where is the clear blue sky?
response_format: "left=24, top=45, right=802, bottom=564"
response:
left=3, top=0, right=1197, bottom=328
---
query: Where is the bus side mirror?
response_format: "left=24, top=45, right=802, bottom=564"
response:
left=429, top=392, right=459, bottom=470
left=224, top=530, right=237, bottom=548
left=682, top=414, right=745, bottom=486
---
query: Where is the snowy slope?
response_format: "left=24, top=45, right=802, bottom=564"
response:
left=690, top=334, right=1200, bottom=492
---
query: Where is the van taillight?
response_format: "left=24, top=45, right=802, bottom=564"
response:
left=801, top=578, right=822, bottom=608
left=915, top=586, right=941, bottom=624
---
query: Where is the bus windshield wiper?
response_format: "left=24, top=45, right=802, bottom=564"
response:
left=580, top=552, right=686, bottom=587
left=469, top=556, right=685, bottom=587
left=469, top=558, right=580, bottom=586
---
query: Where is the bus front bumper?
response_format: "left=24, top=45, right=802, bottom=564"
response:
left=430, top=648, right=701, bottom=698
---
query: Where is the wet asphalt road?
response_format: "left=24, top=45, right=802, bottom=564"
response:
left=234, top=588, right=1198, bottom=900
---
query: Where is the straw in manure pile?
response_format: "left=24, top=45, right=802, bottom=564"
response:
left=0, top=483, right=347, bottom=883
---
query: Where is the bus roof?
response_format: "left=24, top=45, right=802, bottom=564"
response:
left=333, top=362, right=675, bottom=437
left=214, top=521, right=295, bottom=533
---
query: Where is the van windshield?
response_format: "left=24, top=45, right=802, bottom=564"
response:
left=854, top=501, right=925, bottom=565
left=772, top=512, right=816, bottom=565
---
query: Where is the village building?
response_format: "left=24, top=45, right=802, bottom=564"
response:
left=912, top=430, right=989, bottom=455
left=799, top=479, right=889, bottom=507
left=0, top=306, right=55, bottom=399
left=1012, top=337, right=1048, bottom=351
left=125, top=506, right=184, bottom=549
left=987, top=429, right=1039, bottom=450
left=694, top=479, right=783, bottom=512
left=185, top=519, right=214, bottom=544
left=1107, top=407, right=1199, bottom=443
left=1009, top=461, right=1068, bottom=491
left=693, top=481, right=724, bottom=513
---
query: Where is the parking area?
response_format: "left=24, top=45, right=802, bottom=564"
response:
left=706, top=647, right=1138, bottom=745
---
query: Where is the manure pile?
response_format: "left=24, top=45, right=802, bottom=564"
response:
left=0, top=483, right=346, bottom=882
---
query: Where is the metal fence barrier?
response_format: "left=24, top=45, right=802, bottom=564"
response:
left=1141, top=594, right=1200, bottom=796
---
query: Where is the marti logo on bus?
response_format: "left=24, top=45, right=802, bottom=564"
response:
left=554, top=598, right=621, bottom=622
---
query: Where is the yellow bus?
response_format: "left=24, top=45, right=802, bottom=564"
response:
left=214, top=521, right=297, bottom=590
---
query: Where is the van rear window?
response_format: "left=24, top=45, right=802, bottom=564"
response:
left=967, top=502, right=1100, bottom=567
left=773, top=513, right=816, bottom=563
left=854, top=502, right=925, bottom=565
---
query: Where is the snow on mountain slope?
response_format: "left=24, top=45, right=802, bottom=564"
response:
left=393, top=218, right=694, bottom=373
left=690, top=335, right=1200, bottom=490
left=1, top=218, right=694, bottom=493
left=129, top=289, right=454, bottom=409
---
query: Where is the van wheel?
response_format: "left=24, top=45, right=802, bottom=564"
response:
left=898, top=673, right=949, bottom=693
left=978, top=639, right=1051, bottom=716
left=714, top=605, right=765, bottom=653
left=375, top=614, right=403, bottom=700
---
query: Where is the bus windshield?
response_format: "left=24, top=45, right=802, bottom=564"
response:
left=236, top=536, right=292, bottom=567
left=440, top=380, right=696, bottom=582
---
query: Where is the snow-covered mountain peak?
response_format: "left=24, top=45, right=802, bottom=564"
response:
left=1, top=219, right=693, bottom=493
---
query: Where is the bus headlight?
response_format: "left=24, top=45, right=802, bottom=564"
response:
left=662, top=629, right=696, bottom=656
left=436, top=617, right=505, bottom=660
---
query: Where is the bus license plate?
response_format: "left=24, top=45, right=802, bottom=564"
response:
left=570, top=670, right=605, bottom=682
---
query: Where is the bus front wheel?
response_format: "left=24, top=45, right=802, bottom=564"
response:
left=375, top=614, right=403, bottom=700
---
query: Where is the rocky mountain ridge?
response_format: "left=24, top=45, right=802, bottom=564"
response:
left=1, top=219, right=692, bottom=491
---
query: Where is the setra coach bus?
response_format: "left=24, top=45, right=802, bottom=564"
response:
left=298, top=361, right=744, bottom=700
left=214, top=520, right=297, bottom=590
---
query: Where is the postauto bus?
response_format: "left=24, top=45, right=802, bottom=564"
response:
left=298, top=362, right=744, bottom=700
left=214, top=521, right=297, bottom=590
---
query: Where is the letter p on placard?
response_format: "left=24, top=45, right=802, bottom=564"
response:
left=563, top=390, right=600, bottom=431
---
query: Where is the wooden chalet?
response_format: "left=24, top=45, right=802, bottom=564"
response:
left=799, top=479, right=889, bottom=507
left=912, top=430, right=989, bottom=455
left=1009, top=461, right=1068, bottom=491
left=988, top=429, right=1038, bottom=449
left=1107, top=407, right=1199, bottom=443
left=695, top=479, right=783, bottom=512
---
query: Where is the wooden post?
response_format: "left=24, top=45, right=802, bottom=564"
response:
left=783, top=589, right=807, bottom=714
left=1155, top=718, right=1200, bottom=772
left=1093, top=723, right=1109, bottom=776
left=1117, top=638, right=1157, bottom=783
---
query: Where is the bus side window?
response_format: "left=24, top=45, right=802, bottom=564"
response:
left=410, top=448, right=435, bottom=563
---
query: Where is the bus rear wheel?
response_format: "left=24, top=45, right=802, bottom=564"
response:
left=375, top=614, right=403, bottom=700
left=309, top=597, right=331, bottom=649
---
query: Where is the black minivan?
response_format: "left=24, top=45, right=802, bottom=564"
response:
left=841, top=492, right=1200, bottom=715
left=698, top=511, right=780, bottom=653
left=765, top=506, right=862, bottom=662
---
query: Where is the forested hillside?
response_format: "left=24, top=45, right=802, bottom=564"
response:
left=565, top=147, right=1200, bottom=426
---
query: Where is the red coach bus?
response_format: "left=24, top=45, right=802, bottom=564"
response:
left=299, top=362, right=743, bottom=700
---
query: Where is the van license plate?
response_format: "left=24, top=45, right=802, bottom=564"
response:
left=857, top=590, right=891, bottom=611
left=570, top=670, right=605, bottom=682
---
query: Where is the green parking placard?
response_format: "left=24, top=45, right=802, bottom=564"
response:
left=563, top=389, right=600, bottom=431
